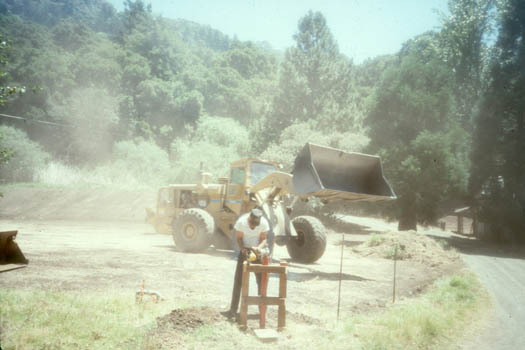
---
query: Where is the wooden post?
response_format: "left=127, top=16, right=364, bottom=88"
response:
left=277, top=298, right=286, bottom=330
left=337, top=232, right=344, bottom=321
left=393, top=244, right=397, bottom=303
left=240, top=261, right=249, bottom=329
left=278, top=260, right=287, bottom=331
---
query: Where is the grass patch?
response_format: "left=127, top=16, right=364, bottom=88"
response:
left=351, top=273, right=488, bottom=350
left=367, top=233, right=385, bottom=247
left=0, top=289, right=175, bottom=350
left=0, top=273, right=488, bottom=349
left=383, top=242, right=409, bottom=260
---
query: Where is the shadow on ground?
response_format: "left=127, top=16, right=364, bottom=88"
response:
left=287, top=270, right=371, bottom=282
left=333, top=239, right=363, bottom=248
left=323, top=220, right=376, bottom=235
left=427, top=233, right=525, bottom=260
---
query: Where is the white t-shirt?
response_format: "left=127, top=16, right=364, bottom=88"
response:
left=234, top=213, right=269, bottom=247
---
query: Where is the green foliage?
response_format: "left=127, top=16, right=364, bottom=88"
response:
left=470, top=0, right=525, bottom=242
left=357, top=273, right=485, bottom=350
left=108, top=139, right=171, bottom=186
left=49, top=87, right=120, bottom=163
left=0, top=126, right=50, bottom=182
left=366, top=44, right=470, bottom=228
left=438, top=0, right=494, bottom=128
left=0, top=1, right=279, bottom=169
left=171, top=115, right=251, bottom=182
left=224, top=41, right=277, bottom=79
left=267, top=11, right=356, bottom=145
left=0, top=32, right=25, bottom=106
left=0, top=289, right=170, bottom=350
left=0, top=0, right=119, bottom=32
left=170, top=18, right=231, bottom=52
left=1, top=1, right=517, bottom=242
left=367, top=233, right=385, bottom=247
left=262, top=121, right=369, bottom=171
left=0, top=273, right=486, bottom=350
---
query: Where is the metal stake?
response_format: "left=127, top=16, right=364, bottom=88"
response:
left=393, top=244, right=397, bottom=303
left=337, top=232, right=344, bottom=321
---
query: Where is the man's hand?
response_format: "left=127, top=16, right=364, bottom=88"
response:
left=241, top=247, right=261, bottom=261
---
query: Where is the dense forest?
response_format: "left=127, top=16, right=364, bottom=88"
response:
left=0, top=0, right=523, bottom=241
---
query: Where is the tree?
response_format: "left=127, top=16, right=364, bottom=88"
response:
left=0, top=33, right=22, bottom=180
left=366, top=38, right=469, bottom=230
left=267, top=11, right=354, bottom=144
left=0, top=33, right=25, bottom=107
left=0, top=0, right=119, bottom=30
left=438, top=0, right=495, bottom=129
left=48, top=87, right=120, bottom=163
left=470, top=0, right=525, bottom=241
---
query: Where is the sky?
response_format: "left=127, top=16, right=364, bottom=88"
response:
left=107, top=0, right=450, bottom=64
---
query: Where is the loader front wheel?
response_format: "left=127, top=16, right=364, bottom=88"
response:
left=172, top=208, right=214, bottom=252
left=286, top=216, right=326, bottom=263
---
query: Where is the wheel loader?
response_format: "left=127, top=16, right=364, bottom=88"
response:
left=146, top=143, right=396, bottom=263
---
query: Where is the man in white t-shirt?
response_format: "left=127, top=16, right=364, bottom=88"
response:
left=223, top=208, right=269, bottom=318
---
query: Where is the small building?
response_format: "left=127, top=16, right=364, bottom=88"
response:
left=453, top=207, right=472, bottom=235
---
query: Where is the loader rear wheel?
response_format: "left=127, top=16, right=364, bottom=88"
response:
left=172, top=208, right=214, bottom=252
left=286, top=216, right=326, bottom=263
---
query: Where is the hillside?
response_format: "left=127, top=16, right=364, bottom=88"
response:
left=0, top=186, right=155, bottom=221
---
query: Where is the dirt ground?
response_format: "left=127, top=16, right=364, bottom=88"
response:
left=0, top=187, right=462, bottom=331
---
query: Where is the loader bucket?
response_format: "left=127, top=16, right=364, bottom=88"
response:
left=292, top=143, right=396, bottom=201
left=0, top=231, right=29, bottom=266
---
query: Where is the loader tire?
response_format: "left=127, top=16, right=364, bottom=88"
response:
left=172, top=208, right=214, bottom=252
left=286, top=216, right=326, bottom=263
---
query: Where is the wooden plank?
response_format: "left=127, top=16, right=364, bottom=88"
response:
left=240, top=298, right=248, bottom=328
left=245, top=296, right=284, bottom=306
left=246, top=265, right=286, bottom=274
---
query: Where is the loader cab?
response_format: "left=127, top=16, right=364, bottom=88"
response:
left=225, top=159, right=278, bottom=215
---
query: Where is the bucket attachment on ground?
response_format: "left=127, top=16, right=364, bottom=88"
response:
left=1, top=230, right=29, bottom=268
left=292, top=143, right=396, bottom=202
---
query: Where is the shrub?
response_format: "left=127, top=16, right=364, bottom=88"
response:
left=261, top=121, right=369, bottom=171
left=36, top=140, right=171, bottom=189
left=0, top=126, right=50, bottom=182
left=171, top=115, right=251, bottom=182
left=367, top=233, right=385, bottom=247
left=107, top=139, right=171, bottom=187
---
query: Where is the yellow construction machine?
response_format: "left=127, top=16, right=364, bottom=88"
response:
left=146, top=143, right=395, bottom=263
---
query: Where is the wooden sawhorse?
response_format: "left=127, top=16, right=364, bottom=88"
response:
left=240, top=260, right=287, bottom=331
